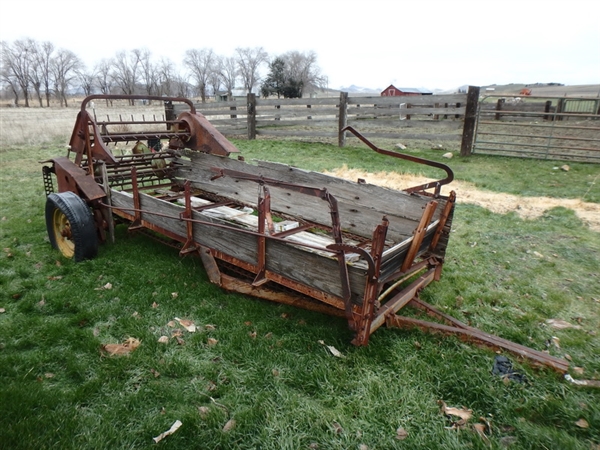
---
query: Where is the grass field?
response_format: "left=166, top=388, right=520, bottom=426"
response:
left=0, top=115, right=599, bottom=449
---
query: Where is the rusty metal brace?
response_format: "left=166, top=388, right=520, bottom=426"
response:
left=179, top=181, right=200, bottom=255
left=387, top=297, right=569, bottom=373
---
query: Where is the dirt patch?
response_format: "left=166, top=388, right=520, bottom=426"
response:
left=325, top=167, right=600, bottom=232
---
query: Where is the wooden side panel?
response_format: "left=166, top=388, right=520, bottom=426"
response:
left=109, top=189, right=367, bottom=302
left=175, top=153, right=444, bottom=243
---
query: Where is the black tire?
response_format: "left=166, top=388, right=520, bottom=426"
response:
left=45, top=192, right=98, bottom=262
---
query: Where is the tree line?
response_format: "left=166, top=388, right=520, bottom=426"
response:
left=0, top=38, right=328, bottom=107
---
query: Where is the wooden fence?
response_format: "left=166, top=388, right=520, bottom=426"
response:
left=169, top=86, right=480, bottom=154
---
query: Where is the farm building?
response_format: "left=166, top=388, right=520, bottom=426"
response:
left=381, top=85, right=432, bottom=97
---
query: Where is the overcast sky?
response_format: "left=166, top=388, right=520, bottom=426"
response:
left=1, top=0, right=598, bottom=91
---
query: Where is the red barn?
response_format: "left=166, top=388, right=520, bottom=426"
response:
left=381, top=85, right=429, bottom=97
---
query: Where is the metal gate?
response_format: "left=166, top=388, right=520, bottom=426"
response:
left=473, top=94, right=600, bottom=162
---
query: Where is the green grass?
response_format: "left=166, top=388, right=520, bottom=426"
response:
left=0, top=140, right=599, bottom=449
left=231, top=139, right=600, bottom=203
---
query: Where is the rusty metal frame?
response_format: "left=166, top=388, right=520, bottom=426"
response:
left=342, top=126, right=454, bottom=196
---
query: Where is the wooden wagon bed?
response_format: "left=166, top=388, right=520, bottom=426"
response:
left=41, top=95, right=569, bottom=372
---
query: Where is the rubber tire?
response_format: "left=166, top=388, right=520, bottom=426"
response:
left=45, top=192, right=98, bottom=262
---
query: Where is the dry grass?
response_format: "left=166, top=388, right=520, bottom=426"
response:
left=0, top=101, right=167, bottom=148
left=325, top=166, right=600, bottom=231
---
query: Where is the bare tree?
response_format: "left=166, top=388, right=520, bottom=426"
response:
left=207, top=58, right=222, bottom=100
left=173, top=73, right=191, bottom=98
left=51, top=49, right=82, bottom=107
left=111, top=49, right=142, bottom=103
left=2, top=39, right=34, bottom=106
left=27, top=40, right=45, bottom=106
left=0, top=41, right=20, bottom=105
left=95, top=59, right=113, bottom=105
left=37, top=41, right=55, bottom=107
left=157, top=58, right=184, bottom=97
left=279, top=50, right=327, bottom=97
left=139, top=48, right=159, bottom=100
left=235, top=47, right=268, bottom=94
left=219, top=56, right=238, bottom=101
left=77, top=68, right=96, bottom=96
left=183, top=48, right=216, bottom=103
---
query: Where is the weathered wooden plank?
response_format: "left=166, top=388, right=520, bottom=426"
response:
left=206, top=154, right=437, bottom=221
left=344, top=130, right=462, bottom=141
left=256, top=130, right=336, bottom=138
left=348, top=106, right=465, bottom=116
left=175, top=153, right=445, bottom=242
left=348, top=94, right=467, bottom=106
left=255, top=118, right=338, bottom=126
left=348, top=119, right=463, bottom=129
left=257, top=97, right=340, bottom=107
left=110, top=188, right=368, bottom=303
left=255, top=107, right=341, bottom=117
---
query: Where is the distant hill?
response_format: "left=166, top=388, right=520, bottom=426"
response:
left=340, top=85, right=381, bottom=94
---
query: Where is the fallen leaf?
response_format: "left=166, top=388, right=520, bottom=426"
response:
left=207, top=338, right=218, bottom=346
left=249, top=331, right=257, bottom=339
left=171, top=292, right=178, bottom=299
left=152, top=420, right=182, bottom=443
left=101, top=337, right=140, bottom=356
left=175, top=317, right=196, bottom=332
left=0, top=308, right=5, bottom=314
left=205, top=324, right=216, bottom=330
left=332, top=421, right=344, bottom=434
left=171, top=329, right=183, bottom=337
left=264, top=332, right=273, bottom=339
left=318, top=340, right=345, bottom=358
left=38, top=299, right=45, bottom=307
left=281, top=313, right=290, bottom=319
left=167, top=320, right=176, bottom=327
left=359, top=445, right=369, bottom=450
left=151, top=302, right=159, bottom=308
left=244, top=321, right=252, bottom=326
left=175, top=336, right=185, bottom=345
left=574, top=418, right=589, bottom=428
left=132, top=311, right=140, bottom=319
left=573, top=367, right=584, bottom=375
left=206, top=381, right=217, bottom=391
left=439, top=400, right=473, bottom=423
left=473, top=423, right=488, bottom=441
left=44, top=373, right=55, bottom=378
left=158, top=336, right=169, bottom=344
left=103, top=282, right=112, bottom=290
left=222, top=419, right=236, bottom=432
left=198, top=406, right=209, bottom=419
left=55, top=260, right=61, bottom=266
left=272, top=369, right=280, bottom=377
left=395, top=427, right=408, bottom=440
left=564, top=354, right=573, bottom=361
left=150, top=368, right=160, bottom=378
left=551, top=336, right=560, bottom=349
left=546, top=319, right=582, bottom=330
